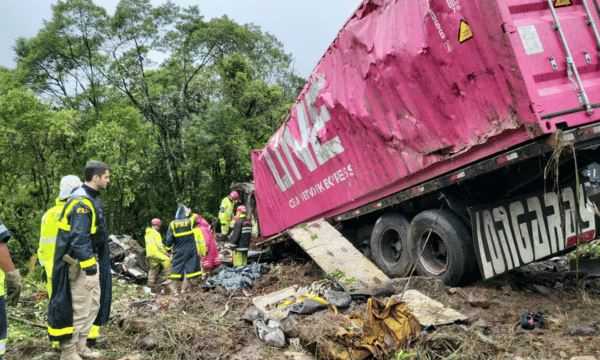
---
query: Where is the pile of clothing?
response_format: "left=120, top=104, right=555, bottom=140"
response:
left=204, top=262, right=268, bottom=290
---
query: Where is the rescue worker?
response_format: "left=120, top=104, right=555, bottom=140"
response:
left=191, top=214, right=207, bottom=260
left=218, top=191, right=240, bottom=236
left=38, top=175, right=82, bottom=297
left=195, top=215, right=220, bottom=272
left=144, top=218, right=171, bottom=290
left=48, top=160, right=112, bottom=360
left=0, top=220, right=22, bottom=359
left=38, top=175, right=82, bottom=350
left=228, top=206, right=252, bottom=268
left=165, top=206, right=203, bottom=294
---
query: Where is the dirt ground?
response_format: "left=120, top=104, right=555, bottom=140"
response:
left=7, top=257, right=600, bottom=360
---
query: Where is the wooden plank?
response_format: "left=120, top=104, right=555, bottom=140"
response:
left=288, top=219, right=390, bottom=291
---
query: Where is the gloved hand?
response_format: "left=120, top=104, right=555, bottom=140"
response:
left=6, top=269, right=22, bottom=305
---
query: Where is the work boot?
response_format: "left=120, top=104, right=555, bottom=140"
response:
left=168, top=281, right=179, bottom=295
left=60, top=343, right=82, bottom=360
left=77, top=340, right=102, bottom=359
left=181, top=278, right=191, bottom=294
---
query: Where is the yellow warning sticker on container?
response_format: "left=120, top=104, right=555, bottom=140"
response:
left=554, top=0, right=572, bottom=7
left=458, top=20, right=473, bottom=44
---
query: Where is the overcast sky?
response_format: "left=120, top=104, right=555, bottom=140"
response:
left=0, top=0, right=362, bottom=76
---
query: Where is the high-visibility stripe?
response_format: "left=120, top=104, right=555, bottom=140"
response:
left=48, top=326, right=74, bottom=337
left=88, top=325, right=100, bottom=339
left=59, top=198, right=98, bottom=234
left=173, top=230, right=194, bottom=237
left=38, top=237, right=56, bottom=245
left=184, top=271, right=204, bottom=279
left=80, top=257, right=97, bottom=269
left=169, top=273, right=183, bottom=280
left=241, top=229, right=252, bottom=233
left=57, top=221, right=71, bottom=232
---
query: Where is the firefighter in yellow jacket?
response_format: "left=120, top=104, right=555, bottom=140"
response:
left=145, top=218, right=171, bottom=289
left=38, top=175, right=82, bottom=350
left=218, top=191, right=239, bottom=236
left=38, top=175, right=82, bottom=297
left=228, top=206, right=252, bottom=268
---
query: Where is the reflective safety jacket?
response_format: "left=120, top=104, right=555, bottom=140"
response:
left=192, top=226, right=207, bottom=257
left=228, top=215, right=252, bottom=251
left=165, top=214, right=202, bottom=279
left=218, top=197, right=235, bottom=233
left=38, top=198, right=67, bottom=296
left=144, top=227, right=170, bottom=262
left=0, top=221, right=12, bottom=297
left=47, top=186, right=112, bottom=342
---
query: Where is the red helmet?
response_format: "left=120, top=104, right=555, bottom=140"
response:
left=151, top=218, right=162, bottom=226
left=229, top=191, right=240, bottom=200
left=236, top=205, right=247, bottom=213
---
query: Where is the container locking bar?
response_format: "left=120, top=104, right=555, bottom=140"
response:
left=547, top=0, right=594, bottom=115
left=582, top=0, right=600, bottom=56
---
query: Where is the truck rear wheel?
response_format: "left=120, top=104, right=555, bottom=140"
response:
left=408, top=210, right=477, bottom=286
left=370, top=213, right=413, bottom=277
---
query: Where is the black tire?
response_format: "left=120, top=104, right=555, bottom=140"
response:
left=370, top=213, right=413, bottom=277
left=408, top=209, right=477, bottom=286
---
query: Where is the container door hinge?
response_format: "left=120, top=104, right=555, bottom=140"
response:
left=530, top=102, right=544, bottom=114
left=502, top=22, right=516, bottom=34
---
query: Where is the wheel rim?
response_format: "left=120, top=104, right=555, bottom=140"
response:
left=419, top=230, right=448, bottom=276
left=382, top=229, right=403, bottom=262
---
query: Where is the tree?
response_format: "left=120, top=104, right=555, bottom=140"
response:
left=4, top=0, right=304, bottom=265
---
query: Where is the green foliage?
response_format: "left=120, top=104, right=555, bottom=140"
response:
left=394, top=351, right=416, bottom=360
left=1, top=0, right=303, bottom=266
left=568, top=240, right=600, bottom=261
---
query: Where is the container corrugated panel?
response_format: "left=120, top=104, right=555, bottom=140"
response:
left=252, top=0, right=600, bottom=237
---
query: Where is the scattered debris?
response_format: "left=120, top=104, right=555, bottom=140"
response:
left=9, top=257, right=600, bottom=359
left=205, top=263, right=268, bottom=291
left=323, top=290, right=351, bottom=308
left=254, top=319, right=286, bottom=348
left=466, top=292, right=491, bottom=309
left=567, top=324, right=597, bottom=337
left=287, top=295, right=328, bottom=315
left=253, top=286, right=299, bottom=321
left=288, top=219, right=390, bottom=291
left=242, top=306, right=263, bottom=323
left=396, top=290, right=467, bottom=327
left=520, top=311, right=545, bottom=330
left=323, top=297, right=420, bottom=359
left=109, top=235, right=148, bottom=282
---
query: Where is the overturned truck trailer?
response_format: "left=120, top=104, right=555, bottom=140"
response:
left=251, top=0, right=600, bottom=285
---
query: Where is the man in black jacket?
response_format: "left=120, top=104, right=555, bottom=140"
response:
left=228, top=206, right=252, bottom=268
left=48, top=161, right=112, bottom=360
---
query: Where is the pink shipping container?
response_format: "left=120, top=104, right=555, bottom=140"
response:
left=252, top=0, right=600, bottom=238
